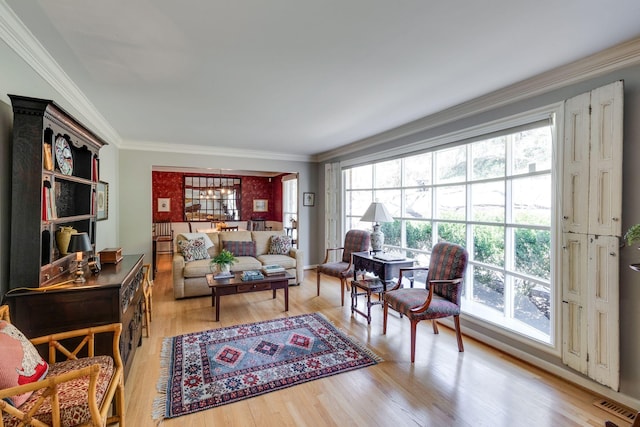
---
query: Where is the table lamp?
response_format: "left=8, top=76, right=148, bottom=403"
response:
left=361, top=202, right=394, bottom=253
left=68, top=232, right=93, bottom=283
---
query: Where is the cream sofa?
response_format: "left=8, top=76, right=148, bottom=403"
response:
left=172, top=230, right=303, bottom=299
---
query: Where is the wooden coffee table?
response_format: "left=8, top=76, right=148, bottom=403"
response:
left=206, top=272, right=293, bottom=321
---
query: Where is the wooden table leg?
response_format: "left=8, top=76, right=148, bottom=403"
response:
left=284, top=282, right=289, bottom=311
left=215, top=293, right=220, bottom=321
left=211, top=288, right=216, bottom=307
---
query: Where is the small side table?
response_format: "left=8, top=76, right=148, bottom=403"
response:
left=351, top=252, right=414, bottom=323
left=351, top=278, right=386, bottom=324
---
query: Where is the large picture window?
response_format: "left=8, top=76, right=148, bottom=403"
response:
left=344, top=117, right=555, bottom=344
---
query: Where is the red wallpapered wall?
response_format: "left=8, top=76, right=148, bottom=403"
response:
left=152, top=171, right=283, bottom=222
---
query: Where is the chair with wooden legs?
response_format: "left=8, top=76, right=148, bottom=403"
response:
left=383, top=241, right=468, bottom=362
left=316, top=229, right=371, bottom=306
left=0, top=304, right=125, bottom=426
left=141, top=263, right=154, bottom=337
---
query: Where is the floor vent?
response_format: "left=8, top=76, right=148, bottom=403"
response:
left=594, top=398, right=637, bottom=423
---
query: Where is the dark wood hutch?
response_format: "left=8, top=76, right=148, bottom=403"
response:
left=3, top=95, right=144, bottom=378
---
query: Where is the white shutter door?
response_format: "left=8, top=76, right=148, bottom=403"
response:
left=562, top=93, right=591, bottom=234
left=324, top=163, right=341, bottom=261
left=562, top=232, right=588, bottom=374
left=587, top=81, right=623, bottom=237
left=587, top=235, right=620, bottom=390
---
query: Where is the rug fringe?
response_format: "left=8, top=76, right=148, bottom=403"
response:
left=152, top=337, right=173, bottom=422
left=315, top=312, right=384, bottom=363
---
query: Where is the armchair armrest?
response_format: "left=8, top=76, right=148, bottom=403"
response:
left=409, top=277, right=463, bottom=313
left=29, top=323, right=123, bottom=366
left=389, top=266, right=429, bottom=291
left=322, top=247, right=344, bottom=264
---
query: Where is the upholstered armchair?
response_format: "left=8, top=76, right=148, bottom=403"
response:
left=316, top=229, right=371, bottom=306
left=383, top=241, right=468, bottom=362
left=0, top=304, right=125, bottom=426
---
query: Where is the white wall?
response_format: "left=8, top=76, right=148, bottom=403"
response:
left=117, top=148, right=319, bottom=268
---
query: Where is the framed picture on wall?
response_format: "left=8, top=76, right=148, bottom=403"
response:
left=96, top=181, right=108, bottom=221
left=253, top=199, right=268, bottom=212
left=303, top=192, right=315, bottom=207
left=158, top=198, right=171, bottom=212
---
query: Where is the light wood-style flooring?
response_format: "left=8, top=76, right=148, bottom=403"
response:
left=123, top=255, right=624, bottom=426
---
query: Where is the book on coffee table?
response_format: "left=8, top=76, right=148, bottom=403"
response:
left=262, top=264, right=285, bottom=275
left=242, top=270, right=264, bottom=281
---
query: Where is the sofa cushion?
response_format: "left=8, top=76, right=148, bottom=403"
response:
left=178, top=237, right=210, bottom=262
left=0, top=320, right=49, bottom=407
left=257, top=254, right=296, bottom=270
left=183, top=258, right=214, bottom=278
left=252, top=230, right=285, bottom=256
left=268, top=235, right=292, bottom=255
left=223, top=241, right=256, bottom=257
left=230, top=256, right=262, bottom=272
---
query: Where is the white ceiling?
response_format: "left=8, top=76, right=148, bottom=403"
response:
left=5, top=0, right=640, bottom=160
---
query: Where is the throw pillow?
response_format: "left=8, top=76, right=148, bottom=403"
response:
left=177, top=237, right=210, bottom=262
left=0, top=320, right=49, bottom=407
left=223, top=240, right=256, bottom=257
left=268, top=235, right=292, bottom=255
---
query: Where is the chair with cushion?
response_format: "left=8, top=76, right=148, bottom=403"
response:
left=383, top=241, right=468, bottom=362
left=0, top=304, right=125, bottom=426
left=317, top=229, right=371, bottom=306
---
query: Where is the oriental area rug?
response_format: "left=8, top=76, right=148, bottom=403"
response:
left=153, top=313, right=382, bottom=420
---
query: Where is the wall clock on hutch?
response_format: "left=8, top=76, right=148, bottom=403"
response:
left=54, top=135, right=73, bottom=175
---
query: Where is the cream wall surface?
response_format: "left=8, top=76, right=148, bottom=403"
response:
left=117, top=149, right=319, bottom=270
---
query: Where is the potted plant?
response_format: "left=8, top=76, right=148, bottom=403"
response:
left=211, top=249, right=237, bottom=275
left=624, top=224, right=640, bottom=247
left=624, top=224, right=640, bottom=272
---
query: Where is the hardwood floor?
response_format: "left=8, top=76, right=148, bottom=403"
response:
left=123, top=254, right=622, bottom=426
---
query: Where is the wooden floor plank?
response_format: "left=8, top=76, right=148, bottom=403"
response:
left=122, top=254, right=624, bottom=426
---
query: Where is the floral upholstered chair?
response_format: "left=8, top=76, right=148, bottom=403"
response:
left=316, top=229, right=371, bottom=306
left=383, top=241, right=468, bottom=362
left=0, top=305, right=125, bottom=426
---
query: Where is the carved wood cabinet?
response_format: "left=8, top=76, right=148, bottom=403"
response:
left=5, top=255, right=144, bottom=379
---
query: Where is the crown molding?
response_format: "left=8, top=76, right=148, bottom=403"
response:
left=0, top=1, right=122, bottom=146
left=121, top=139, right=314, bottom=163
left=314, top=36, right=640, bottom=163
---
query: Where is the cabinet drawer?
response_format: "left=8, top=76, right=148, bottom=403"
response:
left=237, top=282, right=271, bottom=293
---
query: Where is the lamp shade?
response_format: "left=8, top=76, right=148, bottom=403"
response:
left=67, top=232, right=92, bottom=253
left=360, top=202, right=394, bottom=224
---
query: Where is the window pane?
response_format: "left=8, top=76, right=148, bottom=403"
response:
left=345, top=190, right=371, bottom=218
left=472, top=138, right=505, bottom=180
left=471, top=181, right=504, bottom=222
left=345, top=165, right=372, bottom=189
left=473, top=225, right=504, bottom=267
left=404, top=152, right=432, bottom=186
left=514, top=228, right=551, bottom=281
left=404, top=188, right=431, bottom=219
left=435, top=185, right=465, bottom=220
left=381, top=220, right=401, bottom=246
left=436, top=146, right=466, bottom=184
left=512, top=175, right=551, bottom=226
left=374, top=159, right=401, bottom=188
left=473, top=266, right=504, bottom=313
left=406, top=220, right=433, bottom=251
left=510, top=126, right=552, bottom=175
left=514, top=278, right=550, bottom=336
left=437, top=222, right=465, bottom=246
left=374, top=189, right=401, bottom=217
